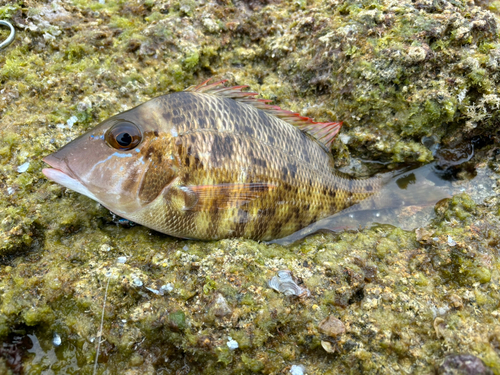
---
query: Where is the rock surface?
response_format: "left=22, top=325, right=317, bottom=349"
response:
left=0, top=0, right=500, bottom=374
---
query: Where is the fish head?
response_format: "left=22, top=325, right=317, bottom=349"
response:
left=43, top=99, right=179, bottom=216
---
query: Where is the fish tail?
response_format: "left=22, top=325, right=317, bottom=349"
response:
left=340, top=163, right=451, bottom=212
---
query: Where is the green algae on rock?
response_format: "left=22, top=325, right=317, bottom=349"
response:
left=1, top=0, right=500, bottom=374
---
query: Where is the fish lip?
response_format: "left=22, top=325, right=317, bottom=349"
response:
left=41, top=164, right=102, bottom=206
left=42, top=154, right=78, bottom=180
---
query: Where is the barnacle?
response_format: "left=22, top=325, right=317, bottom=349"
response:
left=268, top=270, right=310, bottom=297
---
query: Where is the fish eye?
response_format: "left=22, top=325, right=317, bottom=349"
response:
left=105, top=121, right=142, bottom=150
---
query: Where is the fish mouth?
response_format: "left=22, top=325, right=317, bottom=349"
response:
left=42, top=154, right=77, bottom=179
left=42, top=154, right=99, bottom=202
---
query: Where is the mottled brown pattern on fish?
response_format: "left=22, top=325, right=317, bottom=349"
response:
left=137, top=133, right=177, bottom=204
left=122, top=92, right=381, bottom=240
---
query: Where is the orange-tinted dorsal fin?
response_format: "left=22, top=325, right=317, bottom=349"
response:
left=185, top=78, right=343, bottom=148
left=178, top=182, right=277, bottom=211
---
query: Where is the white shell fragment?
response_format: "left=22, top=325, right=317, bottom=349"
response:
left=290, top=364, right=306, bottom=375
left=132, top=276, right=143, bottom=287
left=117, top=256, right=127, bottom=264
left=145, top=283, right=174, bottom=296
left=53, top=333, right=61, bottom=346
left=227, top=336, right=239, bottom=350
left=161, top=283, right=174, bottom=293
left=447, top=235, right=457, bottom=246
left=66, top=115, right=78, bottom=128
left=146, top=287, right=161, bottom=295
left=17, top=162, right=30, bottom=173
left=268, top=270, right=311, bottom=297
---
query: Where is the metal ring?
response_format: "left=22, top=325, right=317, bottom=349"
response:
left=0, top=20, right=15, bottom=50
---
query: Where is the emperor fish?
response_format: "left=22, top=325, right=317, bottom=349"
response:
left=42, top=79, right=384, bottom=241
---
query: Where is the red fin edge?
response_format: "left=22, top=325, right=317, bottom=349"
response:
left=185, top=79, right=343, bottom=148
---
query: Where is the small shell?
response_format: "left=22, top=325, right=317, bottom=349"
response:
left=161, top=283, right=174, bottom=293
left=268, top=270, right=310, bottom=297
left=132, top=276, right=143, bottom=287
left=447, top=235, right=457, bottom=246
left=290, top=364, right=306, bottom=375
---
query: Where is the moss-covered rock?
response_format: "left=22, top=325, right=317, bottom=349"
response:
left=1, top=0, right=500, bottom=374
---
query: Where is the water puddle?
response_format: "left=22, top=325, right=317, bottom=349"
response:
left=0, top=331, right=81, bottom=375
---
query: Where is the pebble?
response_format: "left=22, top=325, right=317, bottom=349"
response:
left=211, top=294, right=232, bottom=317
left=436, top=354, right=493, bottom=375
left=318, top=315, right=345, bottom=338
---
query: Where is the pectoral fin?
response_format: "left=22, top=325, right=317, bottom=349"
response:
left=169, top=183, right=277, bottom=211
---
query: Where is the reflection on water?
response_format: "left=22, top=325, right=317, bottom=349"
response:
left=23, top=333, right=80, bottom=374
left=271, top=143, right=498, bottom=246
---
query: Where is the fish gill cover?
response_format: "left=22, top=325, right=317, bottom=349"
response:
left=0, top=0, right=500, bottom=374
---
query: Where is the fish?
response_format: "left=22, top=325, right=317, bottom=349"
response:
left=42, top=79, right=386, bottom=241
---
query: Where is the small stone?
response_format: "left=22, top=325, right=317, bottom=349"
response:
left=339, top=134, right=351, bottom=144
left=318, top=316, right=345, bottom=338
left=436, top=354, right=493, bottom=375
left=117, top=256, right=127, bottom=264
left=449, top=294, right=464, bottom=309
left=434, top=317, right=446, bottom=338
left=416, top=227, right=434, bottom=242
left=211, top=294, right=232, bottom=317
left=100, top=244, right=111, bottom=252
left=407, top=46, right=427, bottom=62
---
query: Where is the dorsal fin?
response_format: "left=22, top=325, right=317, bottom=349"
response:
left=185, top=78, right=343, bottom=148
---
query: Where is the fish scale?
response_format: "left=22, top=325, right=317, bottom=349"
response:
left=43, top=79, right=383, bottom=241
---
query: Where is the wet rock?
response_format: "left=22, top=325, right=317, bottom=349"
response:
left=436, top=354, right=494, bottom=375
